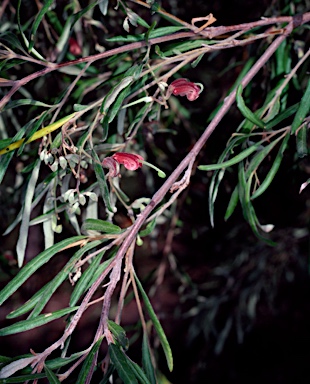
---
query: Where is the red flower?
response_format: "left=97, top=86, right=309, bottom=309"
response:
left=112, top=152, right=144, bottom=171
left=168, top=78, right=202, bottom=101
left=69, top=38, right=82, bottom=56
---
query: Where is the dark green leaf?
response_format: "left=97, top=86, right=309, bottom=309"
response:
left=236, top=85, right=265, bottom=129
left=134, top=273, right=173, bottom=372
left=108, top=321, right=129, bottom=350
left=0, top=151, right=15, bottom=184
left=291, top=79, right=310, bottom=134
left=92, top=150, right=114, bottom=212
left=76, top=337, right=104, bottom=384
left=265, top=102, right=299, bottom=130
left=0, top=306, right=78, bottom=336
left=28, top=240, right=103, bottom=318
left=29, top=0, right=54, bottom=52
left=139, top=219, right=157, bottom=237
left=7, top=284, right=48, bottom=319
left=82, top=219, right=122, bottom=234
left=2, top=99, right=52, bottom=112
left=251, top=134, right=290, bottom=199
left=109, top=344, right=138, bottom=384
left=126, top=358, right=152, bottom=384
left=142, top=333, right=156, bottom=384
left=224, top=186, right=239, bottom=221
left=44, top=364, right=61, bottom=384
left=296, top=124, right=308, bottom=158
left=17, top=112, right=48, bottom=155
left=0, top=236, right=85, bottom=306
left=0, top=373, right=46, bottom=382
left=198, top=140, right=263, bottom=171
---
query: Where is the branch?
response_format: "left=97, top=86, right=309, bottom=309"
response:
left=1, top=13, right=308, bottom=111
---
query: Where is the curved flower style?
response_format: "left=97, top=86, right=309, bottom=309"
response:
left=167, top=78, right=203, bottom=101
left=112, top=152, right=144, bottom=171
left=102, top=156, right=120, bottom=177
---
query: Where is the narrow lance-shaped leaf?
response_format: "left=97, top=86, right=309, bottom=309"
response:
left=134, top=272, right=173, bottom=372
left=142, top=332, right=156, bottom=384
left=296, top=124, right=308, bottom=158
left=18, top=112, right=48, bottom=156
left=28, top=0, right=54, bottom=52
left=92, top=149, right=114, bottom=213
left=291, top=79, right=310, bottom=134
left=76, top=337, right=104, bottom=384
left=109, top=344, right=138, bottom=384
left=29, top=240, right=103, bottom=319
left=198, top=139, right=265, bottom=171
left=82, top=218, right=122, bottom=234
left=0, top=236, right=86, bottom=306
left=16, top=159, right=41, bottom=268
left=0, top=306, right=79, bottom=336
left=44, top=364, right=61, bottom=384
left=251, top=134, right=290, bottom=199
left=236, top=85, right=265, bottom=129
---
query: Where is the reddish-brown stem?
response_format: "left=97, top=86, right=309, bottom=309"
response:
left=96, top=18, right=299, bottom=329
left=1, top=13, right=309, bottom=111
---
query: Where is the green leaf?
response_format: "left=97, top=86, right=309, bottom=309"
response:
left=208, top=136, right=245, bottom=226
left=76, top=337, right=104, bottom=384
left=109, top=344, right=138, bottom=384
left=0, top=373, right=46, bottom=382
left=16, top=0, right=45, bottom=60
left=16, top=159, right=41, bottom=268
left=126, top=359, right=152, bottom=384
left=28, top=0, right=54, bottom=52
left=291, top=79, right=310, bottom=134
left=108, top=321, right=129, bottom=350
left=28, top=240, right=103, bottom=318
left=82, top=218, right=122, bottom=234
left=142, top=332, right=156, bottom=384
left=134, top=273, right=173, bottom=372
left=0, top=151, right=15, bottom=184
left=296, top=124, right=308, bottom=158
left=44, top=364, right=61, bottom=384
left=17, top=112, right=48, bottom=156
left=92, top=150, right=114, bottom=213
left=224, top=186, right=239, bottom=221
left=198, top=140, right=264, bottom=171
left=265, top=102, right=299, bottom=130
left=236, top=85, right=265, bottom=129
left=139, top=219, right=157, bottom=237
left=0, top=306, right=78, bottom=336
left=108, top=87, right=131, bottom=124
left=7, top=283, right=49, bottom=319
left=251, top=134, right=290, bottom=199
left=0, top=236, right=85, bottom=306
left=2, top=99, right=52, bottom=111
left=101, top=77, right=134, bottom=114
left=45, top=350, right=88, bottom=370
left=0, top=121, right=28, bottom=183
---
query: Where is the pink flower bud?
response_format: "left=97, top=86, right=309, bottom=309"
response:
left=167, top=78, right=202, bottom=101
